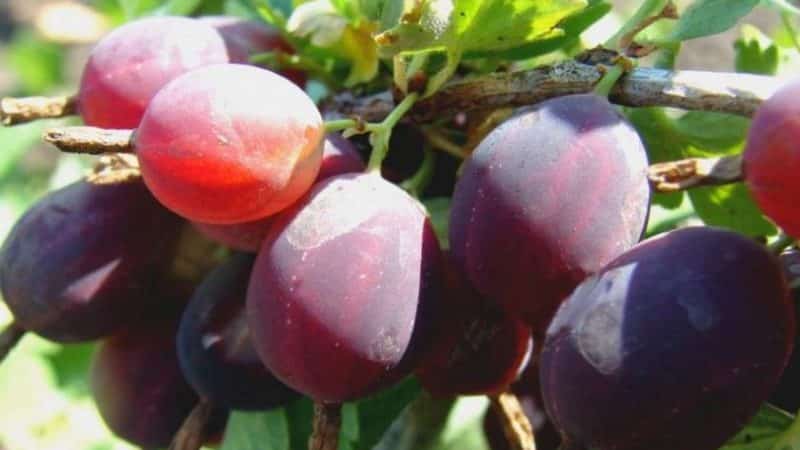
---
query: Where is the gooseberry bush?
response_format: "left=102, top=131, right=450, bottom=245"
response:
left=1, top=0, right=800, bottom=449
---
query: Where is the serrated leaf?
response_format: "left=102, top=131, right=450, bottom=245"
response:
left=466, top=0, right=611, bottom=60
left=376, top=0, right=586, bottom=94
left=220, top=409, right=290, bottom=450
left=665, top=0, right=759, bottom=43
left=735, top=24, right=780, bottom=75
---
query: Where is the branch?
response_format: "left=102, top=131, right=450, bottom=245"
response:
left=1, top=95, right=77, bottom=125
left=43, top=127, right=134, bottom=154
left=330, top=62, right=779, bottom=122
left=648, top=154, right=743, bottom=193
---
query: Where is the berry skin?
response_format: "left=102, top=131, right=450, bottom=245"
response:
left=0, top=179, right=182, bottom=341
left=134, top=64, right=324, bottom=224
left=743, top=79, right=800, bottom=236
left=78, top=16, right=235, bottom=129
left=247, top=172, right=443, bottom=403
left=540, top=227, right=793, bottom=450
left=450, top=94, right=650, bottom=333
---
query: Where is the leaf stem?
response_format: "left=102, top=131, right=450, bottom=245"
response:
left=604, top=0, right=671, bottom=49
left=366, top=93, right=419, bottom=172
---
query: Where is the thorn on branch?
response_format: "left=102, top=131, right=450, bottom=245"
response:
left=648, top=154, right=744, bottom=193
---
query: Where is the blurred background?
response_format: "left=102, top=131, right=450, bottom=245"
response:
left=0, top=1, right=793, bottom=449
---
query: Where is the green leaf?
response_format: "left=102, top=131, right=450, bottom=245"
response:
left=158, top=0, right=204, bottom=15
left=221, top=409, right=290, bottom=450
left=354, top=378, right=421, bottom=449
left=625, top=108, right=686, bottom=209
left=42, top=343, right=96, bottom=396
left=423, top=197, right=451, bottom=249
left=734, top=24, right=780, bottom=75
left=665, top=0, right=758, bottom=43
left=0, top=122, right=48, bottom=181
left=376, top=0, right=586, bottom=94
left=689, top=184, right=777, bottom=237
left=721, top=403, right=794, bottom=450
left=6, top=31, right=65, bottom=95
left=116, top=0, right=163, bottom=18
left=285, top=398, right=314, bottom=450
left=466, top=0, right=612, bottom=60
left=673, top=112, right=749, bottom=155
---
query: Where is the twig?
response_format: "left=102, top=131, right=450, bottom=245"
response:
left=0, top=322, right=26, bottom=364
left=489, top=391, right=536, bottom=450
left=1, top=95, right=77, bottom=126
left=42, top=127, right=134, bottom=154
left=309, top=402, right=341, bottom=450
left=648, top=154, right=744, bottom=193
left=331, top=62, right=780, bottom=122
left=168, top=398, right=215, bottom=450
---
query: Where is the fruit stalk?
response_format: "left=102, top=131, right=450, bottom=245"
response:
left=309, top=402, right=342, bottom=450
left=332, top=62, right=779, bottom=122
left=0, top=95, right=78, bottom=126
left=489, top=392, right=536, bottom=450
left=43, top=127, right=134, bottom=154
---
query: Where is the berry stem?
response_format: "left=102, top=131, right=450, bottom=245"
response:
left=168, top=397, right=215, bottom=450
left=488, top=391, right=535, bottom=450
left=366, top=93, right=419, bottom=173
left=324, top=119, right=359, bottom=133
left=647, top=154, right=743, bottom=193
left=309, top=402, right=342, bottom=450
left=593, top=63, right=627, bottom=98
left=0, top=322, right=26, bottom=364
left=42, top=127, right=135, bottom=154
left=400, top=147, right=436, bottom=197
left=0, top=95, right=78, bottom=126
